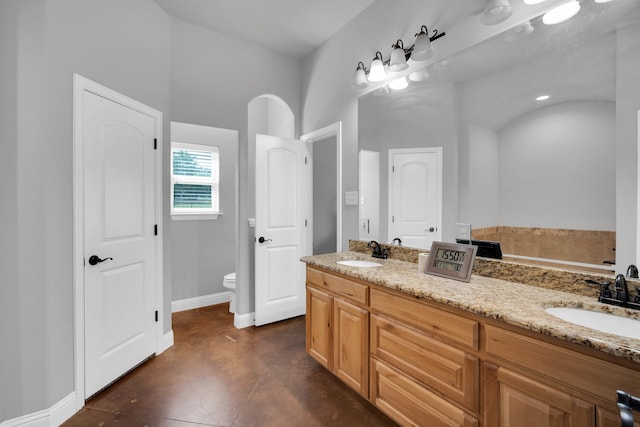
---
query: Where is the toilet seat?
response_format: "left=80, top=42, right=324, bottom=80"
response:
left=223, top=272, right=236, bottom=314
left=223, top=272, right=236, bottom=289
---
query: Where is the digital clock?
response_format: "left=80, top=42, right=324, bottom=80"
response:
left=425, top=242, right=477, bottom=282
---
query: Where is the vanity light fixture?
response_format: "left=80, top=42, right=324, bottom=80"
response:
left=411, top=26, right=435, bottom=61
left=543, top=0, right=581, bottom=25
left=481, top=0, right=513, bottom=25
left=355, top=62, right=368, bottom=87
left=354, top=24, right=445, bottom=88
left=368, top=51, right=387, bottom=82
left=389, top=40, right=409, bottom=72
left=523, top=0, right=548, bottom=4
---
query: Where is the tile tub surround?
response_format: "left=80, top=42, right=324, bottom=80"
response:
left=302, top=251, right=640, bottom=363
left=348, top=239, right=635, bottom=298
left=472, top=226, right=616, bottom=267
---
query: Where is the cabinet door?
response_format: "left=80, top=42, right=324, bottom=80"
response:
left=484, top=363, right=594, bottom=427
left=597, top=406, right=639, bottom=427
left=333, top=298, right=368, bottom=397
left=306, top=287, right=333, bottom=370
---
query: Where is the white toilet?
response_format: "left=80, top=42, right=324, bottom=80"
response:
left=223, top=272, right=236, bottom=313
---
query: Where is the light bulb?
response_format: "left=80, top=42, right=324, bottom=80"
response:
left=543, top=1, right=581, bottom=25
left=368, top=52, right=387, bottom=82
left=388, top=77, right=408, bottom=90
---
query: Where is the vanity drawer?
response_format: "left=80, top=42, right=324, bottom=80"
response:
left=306, top=267, right=368, bottom=305
left=371, top=358, right=478, bottom=427
left=370, top=288, right=478, bottom=349
left=371, top=314, right=479, bottom=412
left=484, top=324, right=640, bottom=404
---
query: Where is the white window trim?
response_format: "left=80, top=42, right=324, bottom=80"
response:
left=171, top=141, right=221, bottom=220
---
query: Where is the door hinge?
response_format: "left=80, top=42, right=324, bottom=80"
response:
left=392, top=216, right=395, bottom=223
left=305, top=219, right=308, bottom=227
left=155, top=310, right=158, bottom=322
left=154, top=224, right=158, bottom=236
left=305, top=156, right=308, bottom=165
left=154, top=138, right=157, bottom=150
left=392, top=165, right=395, bottom=173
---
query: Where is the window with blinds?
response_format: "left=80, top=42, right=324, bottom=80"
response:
left=171, top=141, right=220, bottom=217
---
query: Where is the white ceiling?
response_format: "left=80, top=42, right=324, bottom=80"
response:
left=153, top=0, right=377, bottom=58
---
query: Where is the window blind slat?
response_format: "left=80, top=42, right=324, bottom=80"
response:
left=171, top=143, right=220, bottom=214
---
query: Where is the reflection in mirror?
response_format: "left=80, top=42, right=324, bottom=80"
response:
left=358, top=1, right=640, bottom=272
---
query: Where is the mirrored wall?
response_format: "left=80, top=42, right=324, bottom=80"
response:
left=357, top=0, right=640, bottom=272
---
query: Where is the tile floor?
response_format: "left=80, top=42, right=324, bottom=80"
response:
left=62, top=304, right=396, bottom=426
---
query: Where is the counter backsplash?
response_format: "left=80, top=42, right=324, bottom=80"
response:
left=348, top=239, right=637, bottom=299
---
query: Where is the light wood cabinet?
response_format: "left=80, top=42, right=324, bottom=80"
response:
left=371, top=313, right=479, bottom=412
left=333, top=298, right=368, bottom=394
left=484, top=362, right=594, bottom=426
left=306, top=268, right=369, bottom=397
left=305, top=264, right=640, bottom=426
left=306, top=287, right=333, bottom=370
left=371, top=358, right=478, bottom=427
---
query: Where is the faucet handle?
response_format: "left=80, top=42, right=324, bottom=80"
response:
left=615, top=274, right=629, bottom=303
left=585, top=279, right=612, bottom=300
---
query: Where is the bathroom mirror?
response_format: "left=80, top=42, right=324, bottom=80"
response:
left=357, top=1, right=639, bottom=272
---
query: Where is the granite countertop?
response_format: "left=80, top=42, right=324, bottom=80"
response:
left=301, top=251, right=640, bottom=364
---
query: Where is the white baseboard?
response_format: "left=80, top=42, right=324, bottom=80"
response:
left=160, top=329, right=174, bottom=354
left=0, top=392, right=77, bottom=427
left=171, top=291, right=230, bottom=313
left=234, top=312, right=255, bottom=329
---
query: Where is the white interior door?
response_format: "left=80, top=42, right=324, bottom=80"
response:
left=83, top=90, right=157, bottom=397
left=359, top=150, right=380, bottom=241
left=388, top=147, right=442, bottom=249
left=255, top=134, right=309, bottom=326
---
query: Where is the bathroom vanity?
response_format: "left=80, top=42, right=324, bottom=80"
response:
left=302, top=252, right=640, bottom=427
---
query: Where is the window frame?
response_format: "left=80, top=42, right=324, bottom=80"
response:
left=170, top=141, right=222, bottom=220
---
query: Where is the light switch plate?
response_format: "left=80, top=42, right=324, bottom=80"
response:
left=248, top=218, right=256, bottom=228
left=344, top=191, right=359, bottom=206
left=456, top=223, right=471, bottom=240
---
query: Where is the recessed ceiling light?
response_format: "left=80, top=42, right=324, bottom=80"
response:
left=543, top=1, right=581, bottom=25
left=536, top=95, right=550, bottom=101
left=481, top=0, right=513, bottom=25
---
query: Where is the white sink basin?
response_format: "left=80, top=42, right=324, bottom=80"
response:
left=545, top=307, right=640, bottom=340
left=336, top=260, right=382, bottom=268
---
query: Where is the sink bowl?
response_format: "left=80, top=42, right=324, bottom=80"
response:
left=336, top=260, right=382, bottom=268
left=545, top=307, right=640, bottom=340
